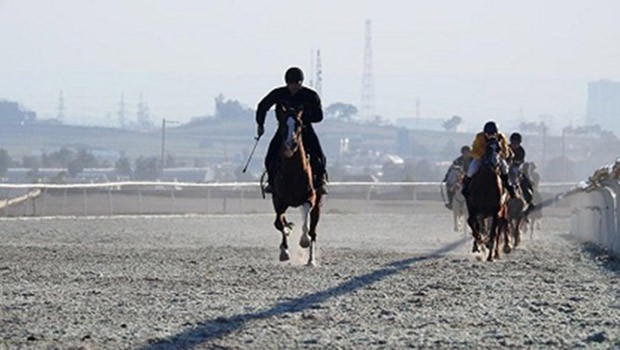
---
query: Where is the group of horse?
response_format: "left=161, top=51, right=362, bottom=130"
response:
left=261, top=105, right=540, bottom=265
left=445, top=140, right=542, bottom=261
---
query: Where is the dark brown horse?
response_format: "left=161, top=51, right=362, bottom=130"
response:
left=465, top=138, right=509, bottom=261
left=271, top=105, right=322, bottom=266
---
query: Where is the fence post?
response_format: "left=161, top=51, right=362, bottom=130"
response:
left=171, top=186, right=176, bottom=213
left=62, top=188, right=67, bottom=215
left=42, top=188, right=47, bottom=216
left=31, top=191, right=36, bottom=216
left=240, top=187, right=245, bottom=214
left=138, top=186, right=143, bottom=215
left=108, top=187, right=114, bottom=215
left=206, top=187, right=211, bottom=214
left=82, top=188, right=87, bottom=216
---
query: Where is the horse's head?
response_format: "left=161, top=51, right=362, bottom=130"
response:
left=482, top=137, right=501, bottom=171
left=277, top=104, right=304, bottom=158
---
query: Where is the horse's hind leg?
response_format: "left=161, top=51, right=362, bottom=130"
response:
left=307, top=195, right=322, bottom=266
left=467, top=215, right=480, bottom=253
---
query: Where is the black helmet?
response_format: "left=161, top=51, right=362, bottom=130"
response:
left=483, top=121, right=498, bottom=135
left=460, top=145, right=471, bottom=153
left=510, top=132, right=522, bottom=143
left=284, top=67, right=304, bottom=83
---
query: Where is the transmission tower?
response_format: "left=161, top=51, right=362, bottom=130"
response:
left=57, top=90, right=65, bottom=123
left=136, top=93, right=151, bottom=129
left=118, top=93, right=127, bottom=128
left=315, top=49, right=323, bottom=96
left=361, top=19, right=375, bottom=121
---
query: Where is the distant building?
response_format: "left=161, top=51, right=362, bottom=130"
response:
left=587, top=79, right=620, bottom=137
left=395, top=117, right=446, bottom=132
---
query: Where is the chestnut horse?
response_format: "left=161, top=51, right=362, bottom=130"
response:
left=270, top=105, right=322, bottom=266
left=465, top=138, right=509, bottom=261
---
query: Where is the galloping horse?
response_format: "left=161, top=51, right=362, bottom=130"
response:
left=465, top=138, right=509, bottom=261
left=270, top=105, right=323, bottom=266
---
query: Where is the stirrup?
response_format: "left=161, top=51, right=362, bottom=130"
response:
left=264, top=183, right=274, bottom=194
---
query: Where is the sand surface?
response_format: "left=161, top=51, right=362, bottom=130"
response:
left=1, top=205, right=619, bottom=349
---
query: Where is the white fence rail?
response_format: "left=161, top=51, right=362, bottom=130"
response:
left=0, top=181, right=576, bottom=217
left=568, top=161, right=620, bottom=256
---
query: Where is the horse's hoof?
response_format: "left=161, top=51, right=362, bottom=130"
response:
left=279, top=250, right=290, bottom=262
left=504, top=246, right=512, bottom=254
left=307, top=260, right=317, bottom=267
left=299, top=234, right=310, bottom=248
left=472, top=243, right=480, bottom=253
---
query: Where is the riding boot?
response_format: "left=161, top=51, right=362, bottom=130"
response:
left=461, top=176, right=471, bottom=197
left=500, top=174, right=516, bottom=198
left=315, top=171, right=328, bottom=195
left=264, top=165, right=276, bottom=194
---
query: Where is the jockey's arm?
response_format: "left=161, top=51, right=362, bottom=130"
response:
left=303, top=91, right=324, bottom=124
left=255, top=89, right=278, bottom=126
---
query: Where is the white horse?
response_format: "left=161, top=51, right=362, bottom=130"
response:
left=445, top=165, right=468, bottom=234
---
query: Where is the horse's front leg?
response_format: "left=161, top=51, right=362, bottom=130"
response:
left=299, top=202, right=312, bottom=249
left=487, top=216, right=499, bottom=261
left=307, top=195, right=322, bottom=266
left=273, top=201, right=290, bottom=262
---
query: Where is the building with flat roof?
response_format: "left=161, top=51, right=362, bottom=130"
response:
left=587, top=79, right=620, bottom=137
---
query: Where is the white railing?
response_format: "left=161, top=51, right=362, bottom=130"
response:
left=0, top=181, right=577, bottom=217
left=568, top=160, right=620, bottom=256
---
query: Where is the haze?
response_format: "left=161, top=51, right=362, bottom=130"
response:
left=1, top=0, right=619, bottom=131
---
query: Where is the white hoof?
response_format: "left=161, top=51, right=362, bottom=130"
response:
left=306, top=260, right=316, bottom=267
left=299, top=233, right=310, bottom=248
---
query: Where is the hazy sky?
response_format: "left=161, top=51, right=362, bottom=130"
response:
left=1, top=0, right=619, bottom=131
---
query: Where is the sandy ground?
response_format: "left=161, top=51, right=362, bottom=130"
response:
left=1, top=203, right=619, bottom=349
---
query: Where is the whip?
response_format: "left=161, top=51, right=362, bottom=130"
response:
left=242, top=136, right=260, bottom=173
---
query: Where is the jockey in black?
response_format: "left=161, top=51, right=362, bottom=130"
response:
left=508, top=132, right=536, bottom=211
left=256, top=67, right=328, bottom=194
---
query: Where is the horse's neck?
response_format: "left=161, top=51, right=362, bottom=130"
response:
left=281, top=140, right=309, bottom=171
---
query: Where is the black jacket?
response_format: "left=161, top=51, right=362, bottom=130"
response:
left=256, top=86, right=323, bottom=126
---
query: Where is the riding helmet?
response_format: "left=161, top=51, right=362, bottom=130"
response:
left=460, top=145, right=471, bottom=153
left=483, top=121, right=498, bottom=135
left=510, top=132, right=522, bottom=143
left=284, top=67, right=304, bottom=83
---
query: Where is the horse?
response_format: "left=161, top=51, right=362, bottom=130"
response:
left=465, top=138, right=510, bottom=261
left=269, top=105, right=323, bottom=266
left=445, top=165, right=468, bottom=234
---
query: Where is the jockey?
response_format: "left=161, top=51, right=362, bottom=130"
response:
left=461, top=121, right=516, bottom=198
left=509, top=132, right=536, bottom=211
left=442, top=145, right=472, bottom=209
left=256, top=67, right=328, bottom=195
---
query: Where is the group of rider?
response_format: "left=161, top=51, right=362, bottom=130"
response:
left=256, top=66, right=537, bottom=213
left=443, top=121, right=537, bottom=212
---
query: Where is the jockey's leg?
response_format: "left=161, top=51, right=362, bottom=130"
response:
left=302, top=126, right=328, bottom=194
left=461, top=158, right=480, bottom=196
left=499, top=159, right=516, bottom=198
left=446, top=189, right=454, bottom=209
left=264, top=134, right=281, bottom=193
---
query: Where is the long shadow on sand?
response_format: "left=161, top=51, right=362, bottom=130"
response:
left=139, top=237, right=469, bottom=350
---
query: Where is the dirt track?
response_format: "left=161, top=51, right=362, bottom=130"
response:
left=1, top=205, right=619, bottom=349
